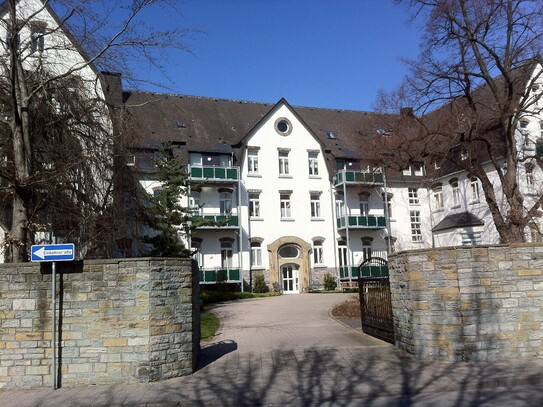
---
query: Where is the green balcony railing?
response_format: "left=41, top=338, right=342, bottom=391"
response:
left=339, top=265, right=389, bottom=279
left=339, top=266, right=360, bottom=279
left=333, top=171, right=384, bottom=187
left=189, top=165, right=239, bottom=182
left=360, top=265, right=389, bottom=277
left=199, top=268, right=241, bottom=283
left=193, top=214, right=239, bottom=228
left=336, top=215, right=387, bottom=229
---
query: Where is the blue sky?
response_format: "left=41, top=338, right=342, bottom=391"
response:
left=136, top=0, right=424, bottom=112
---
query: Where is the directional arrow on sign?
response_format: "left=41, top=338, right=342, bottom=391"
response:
left=31, top=244, right=75, bottom=262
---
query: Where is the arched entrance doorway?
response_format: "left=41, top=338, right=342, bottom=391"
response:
left=267, top=236, right=311, bottom=293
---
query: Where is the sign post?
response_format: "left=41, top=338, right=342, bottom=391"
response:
left=31, top=243, right=75, bottom=390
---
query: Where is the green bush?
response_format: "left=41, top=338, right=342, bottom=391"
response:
left=323, top=272, right=337, bottom=291
left=253, top=272, right=269, bottom=293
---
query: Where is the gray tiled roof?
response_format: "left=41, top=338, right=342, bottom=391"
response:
left=432, top=211, right=484, bottom=232
left=123, top=91, right=397, bottom=178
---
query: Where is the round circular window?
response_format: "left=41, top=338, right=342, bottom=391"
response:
left=278, top=245, right=299, bottom=258
left=275, top=118, right=292, bottom=136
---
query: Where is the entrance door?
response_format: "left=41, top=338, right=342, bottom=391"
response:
left=281, top=265, right=299, bottom=294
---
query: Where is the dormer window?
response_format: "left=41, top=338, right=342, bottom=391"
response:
left=324, top=130, right=337, bottom=139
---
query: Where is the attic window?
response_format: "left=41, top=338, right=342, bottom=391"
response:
left=324, top=131, right=336, bottom=139
left=175, top=120, right=187, bottom=129
left=275, top=118, right=292, bottom=136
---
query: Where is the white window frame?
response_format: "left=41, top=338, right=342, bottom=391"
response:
left=451, top=179, right=460, bottom=206
left=470, top=177, right=480, bottom=202
left=338, top=241, right=348, bottom=267
left=413, top=163, right=424, bottom=176
left=361, top=238, right=372, bottom=262
left=249, top=193, right=260, bottom=218
left=408, top=188, right=419, bottom=205
left=221, top=241, right=233, bottom=268
left=189, top=191, right=201, bottom=214
left=280, top=193, right=292, bottom=219
left=335, top=196, right=345, bottom=218
left=251, top=242, right=262, bottom=267
left=313, top=241, right=324, bottom=265
left=410, top=210, right=423, bottom=242
left=310, top=193, right=321, bottom=218
left=248, top=149, right=259, bottom=174
left=433, top=184, right=444, bottom=210
left=359, top=195, right=369, bottom=216
left=308, top=152, right=319, bottom=176
left=219, top=192, right=232, bottom=215
left=278, top=150, right=290, bottom=175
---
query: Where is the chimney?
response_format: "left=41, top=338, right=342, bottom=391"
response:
left=400, top=107, right=414, bottom=117
left=101, top=71, right=123, bottom=107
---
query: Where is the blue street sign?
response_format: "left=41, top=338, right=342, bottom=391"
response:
left=31, top=243, right=75, bottom=262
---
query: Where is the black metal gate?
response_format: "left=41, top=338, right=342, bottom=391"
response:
left=358, top=257, right=395, bottom=344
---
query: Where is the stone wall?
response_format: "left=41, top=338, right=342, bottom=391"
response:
left=389, top=244, right=543, bottom=362
left=0, top=258, right=200, bottom=389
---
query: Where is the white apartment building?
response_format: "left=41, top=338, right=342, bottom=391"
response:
left=1, top=1, right=541, bottom=287
left=121, top=67, right=543, bottom=292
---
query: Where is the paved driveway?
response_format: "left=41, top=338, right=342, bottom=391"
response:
left=201, top=292, right=386, bottom=355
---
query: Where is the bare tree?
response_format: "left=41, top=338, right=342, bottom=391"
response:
left=376, top=0, right=543, bottom=243
left=0, top=0, right=194, bottom=262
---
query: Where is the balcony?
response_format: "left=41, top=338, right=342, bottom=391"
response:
left=336, top=215, right=387, bottom=230
left=339, top=264, right=389, bottom=279
left=199, top=268, right=241, bottom=283
left=333, top=171, right=384, bottom=188
left=189, top=165, right=239, bottom=183
left=339, top=266, right=359, bottom=279
left=192, top=214, right=239, bottom=229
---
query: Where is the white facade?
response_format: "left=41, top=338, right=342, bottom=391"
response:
left=0, top=0, right=113, bottom=259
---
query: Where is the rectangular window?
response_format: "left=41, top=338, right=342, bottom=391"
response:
left=249, top=193, right=260, bottom=218
left=313, top=241, right=324, bottom=265
left=190, top=153, right=202, bottom=166
left=279, top=151, right=289, bottom=175
left=433, top=186, right=444, bottom=210
left=335, top=196, right=345, bottom=217
left=189, top=191, right=201, bottom=214
left=360, top=196, right=369, bottom=215
left=526, top=166, right=534, bottom=192
left=461, top=233, right=482, bottom=246
left=310, top=193, right=321, bottom=218
left=361, top=239, right=372, bottom=262
left=451, top=180, right=460, bottom=206
left=408, top=188, right=419, bottom=205
left=338, top=242, right=348, bottom=267
left=221, top=242, right=233, bottom=268
left=413, top=163, right=424, bottom=176
left=280, top=193, right=291, bottom=218
left=470, top=178, right=480, bottom=202
left=308, top=152, right=319, bottom=176
left=251, top=242, right=262, bottom=266
left=248, top=150, right=259, bottom=174
left=219, top=192, right=232, bottom=215
left=410, top=210, right=422, bottom=242
left=30, top=22, right=46, bottom=54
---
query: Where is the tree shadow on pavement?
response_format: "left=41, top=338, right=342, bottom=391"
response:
left=143, top=343, right=543, bottom=407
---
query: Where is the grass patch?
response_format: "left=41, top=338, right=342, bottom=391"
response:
left=200, top=312, right=220, bottom=342
left=200, top=291, right=280, bottom=307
